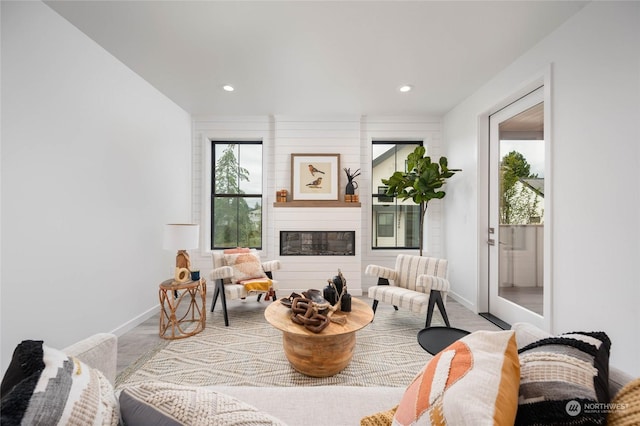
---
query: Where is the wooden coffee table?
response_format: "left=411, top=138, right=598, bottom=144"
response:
left=264, top=297, right=373, bottom=377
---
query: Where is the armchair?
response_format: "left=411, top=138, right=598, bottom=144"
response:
left=365, top=254, right=451, bottom=328
left=209, top=250, right=281, bottom=326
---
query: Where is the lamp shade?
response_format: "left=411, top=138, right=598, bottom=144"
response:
left=163, top=224, right=199, bottom=250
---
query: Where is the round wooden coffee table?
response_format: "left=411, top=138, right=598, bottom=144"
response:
left=264, top=297, right=373, bottom=377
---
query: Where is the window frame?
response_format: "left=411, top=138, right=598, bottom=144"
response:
left=371, top=141, right=423, bottom=250
left=210, top=140, right=263, bottom=250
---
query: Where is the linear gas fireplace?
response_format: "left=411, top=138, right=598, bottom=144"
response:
left=280, top=231, right=355, bottom=256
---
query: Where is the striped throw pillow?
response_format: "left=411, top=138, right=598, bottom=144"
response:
left=393, top=330, right=520, bottom=425
left=516, top=331, right=611, bottom=425
left=0, top=341, right=118, bottom=425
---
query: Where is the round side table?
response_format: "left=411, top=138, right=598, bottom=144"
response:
left=158, top=278, right=206, bottom=340
left=417, top=326, right=470, bottom=355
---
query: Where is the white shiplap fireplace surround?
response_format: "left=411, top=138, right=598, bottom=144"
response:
left=190, top=115, right=444, bottom=297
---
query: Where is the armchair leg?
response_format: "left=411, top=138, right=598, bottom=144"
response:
left=425, top=290, right=451, bottom=328
left=211, top=281, right=220, bottom=313
left=211, top=279, right=230, bottom=326
left=219, top=282, right=229, bottom=326
left=257, top=293, right=263, bottom=302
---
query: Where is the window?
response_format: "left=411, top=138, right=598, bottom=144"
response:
left=377, top=213, right=394, bottom=237
left=371, top=141, right=422, bottom=249
left=211, top=142, right=262, bottom=249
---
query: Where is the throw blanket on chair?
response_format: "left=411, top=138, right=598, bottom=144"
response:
left=240, top=278, right=272, bottom=293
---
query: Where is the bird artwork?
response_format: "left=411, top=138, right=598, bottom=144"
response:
left=306, top=177, right=323, bottom=188
left=308, top=164, right=325, bottom=176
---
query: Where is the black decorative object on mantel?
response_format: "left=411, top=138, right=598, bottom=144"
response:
left=344, top=168, right=361, bottom=195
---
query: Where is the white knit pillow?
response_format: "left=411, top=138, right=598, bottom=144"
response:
left=119, top=382, right=285, bottom=425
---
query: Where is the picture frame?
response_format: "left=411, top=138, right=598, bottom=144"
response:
left=291, top=153, right=340, bottom=201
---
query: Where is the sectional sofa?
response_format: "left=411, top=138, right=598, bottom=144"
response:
left=1, top=323, right=636, bottom=425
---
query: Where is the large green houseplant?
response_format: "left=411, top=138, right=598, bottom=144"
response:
left=382, top=146, right=461, bottom=256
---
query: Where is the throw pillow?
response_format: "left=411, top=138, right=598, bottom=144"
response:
left=119, top=381, right=285, bottom=425
left=361, top=405, right=398, bottom=426
left=607, top=377, right=640, bottom=426
left=224, top=252, right=267, bottom=284
left=393, top=330, right=520, bottom=425
left=223, top=247, right=252, bottom=254
left=516, top=331, right=611, bottom=425
left=1, top=340, right=118, bottom=426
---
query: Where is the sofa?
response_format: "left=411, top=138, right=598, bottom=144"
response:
left=2, top=324, right=637, bottom=426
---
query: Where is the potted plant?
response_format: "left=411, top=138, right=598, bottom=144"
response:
left=382, top=146, right=461, bottom=256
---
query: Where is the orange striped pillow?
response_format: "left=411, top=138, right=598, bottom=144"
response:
left=394, top=330, right=520, bottom=425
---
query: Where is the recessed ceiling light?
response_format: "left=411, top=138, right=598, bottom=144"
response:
left=223, top=85, right=234, bottom=92
left=399, top=85, right=412, bottom=93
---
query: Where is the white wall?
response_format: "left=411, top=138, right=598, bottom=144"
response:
left=443, top=1, right=640, bottom=375
left=1, top=2, right=192, bottom=372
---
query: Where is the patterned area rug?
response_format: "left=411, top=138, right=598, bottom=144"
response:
left=116, top=301, right=443, bottom=388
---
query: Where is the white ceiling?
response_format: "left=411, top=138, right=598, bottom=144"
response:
left=45, top=1, right=587, bottom=117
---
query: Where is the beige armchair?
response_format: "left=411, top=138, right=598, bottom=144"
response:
left=209, top=250, right=281, bottom=326
left=365, top=254, right=450, bottom=328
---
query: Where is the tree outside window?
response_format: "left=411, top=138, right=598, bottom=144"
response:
left=500, top=150, right=543, bottom=225
left=211, top=142, right=262, bottom=249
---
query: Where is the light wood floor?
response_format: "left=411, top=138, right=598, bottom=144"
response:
left=499, top=286, right=543, bottom=315
left=116, top=292, right=501, bottom=375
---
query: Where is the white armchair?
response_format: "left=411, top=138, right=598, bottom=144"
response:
left=209, top=250, right=281, bottom=326
left=365, top=254, right=451, bottom=328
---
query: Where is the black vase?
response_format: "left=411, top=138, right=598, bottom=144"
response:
left=332, top=275, right=343, bottom=296
left=323, top=285, right=337, bottom=305
left=341, top=293, right=352, bottom=312
left=345, top=181, right=356, bottom=195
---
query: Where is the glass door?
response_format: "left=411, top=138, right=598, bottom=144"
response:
left=488, top=86, right=546, bottom=328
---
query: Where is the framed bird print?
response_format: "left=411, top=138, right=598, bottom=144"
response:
left=291, top=153, right=340, bottom=201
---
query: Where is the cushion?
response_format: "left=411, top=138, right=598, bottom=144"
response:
left=511, top=322, right=552, bottom=349
left=1, top=340, right=118, bottom=426
left=607, top=377, right=640, bottom=426
left=393, top=330, right=520, bottom=425
left=119, top=381, right=285, bottom=425
left=224, top=252, right=267, bottom=284
left=516, top=331, right=611, bottom=425
left=223, top=247, right=252, bottom=254
left=361, top=405, right=398, bottom=426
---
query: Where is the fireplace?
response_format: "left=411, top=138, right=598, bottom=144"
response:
left=280, top=231, right=355, bottom=256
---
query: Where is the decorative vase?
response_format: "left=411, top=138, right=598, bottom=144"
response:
left=341, top=293, right=352, bottom=312
left=332, top=275, right=344, bottom=296
left=323, top=284, right=337, bottom=305
left=345, top=181, right=357, bottom=195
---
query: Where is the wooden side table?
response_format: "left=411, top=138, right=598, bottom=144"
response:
left=158, top=278, right=206, bottom=340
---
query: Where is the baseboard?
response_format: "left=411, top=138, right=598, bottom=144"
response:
left=447, top=291, right=476, bottom=312
left=110, top=305, right=158, bottom=336
left=478, top=312, right=511, bottom=330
